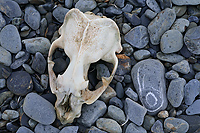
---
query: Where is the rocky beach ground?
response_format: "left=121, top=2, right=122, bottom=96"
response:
left=0, top=0, right=200, bottom=132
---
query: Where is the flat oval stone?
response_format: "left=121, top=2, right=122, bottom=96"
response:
left=148, top=8, right=176, bottom=45
left=131, top=59, right=168, bottom=114
left=186, top=99, right=200, bottom=115
left=164, top=117, right=189, bottom=132
left=124, top=25, right=149, bottom=49
left=0, top=0, right=21, bottom=18
left=31, top=52, right=46, bottom=74
left=10, top=52, right=30, bottom=69
left=53, top=7, right=69, bottom=23
left=75, top=0, right=97, bottom=12
left=172, top=60, right=190, bottom=74
left=0, top=24, right=21, bottom=53
left=184, top=26, right=200, bottom=55
left=156, top=52, right=185, bottom=63
left=22, top=37, right=51, bottom=55
left=126, top=122, right=147, bottom=133
left=133, top=50, right=150, bottom=60
left=172, top=0, right=200, bottom=5
left=7, top=71, right=33, bottom=96
left=0, top=46, right=12, bottom=66
left=23, top=93, right=56, bottom=125
left=60, top=126, right=78, bottom=133
left=16, top=126, right=34, bottom=133
left=107, top=105, right=126, bottom=124
left=172, top=6, right=187, bottom=17
left=25, top=5, right=41, bottom=30
left=171, top=18, right=189, bottom=33
left=96, top=118, right=122, bottom=133
left=167, top=78, right=186, bottom=108
left=34, top=123, right=60, bottom=133
left=146, top=0, right=161, bottom=13
left=2, top=110, right=19, bottom=120
left=160, top=30, right=183, bottom=54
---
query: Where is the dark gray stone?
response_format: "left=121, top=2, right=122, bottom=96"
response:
left=122, top=24, right=131, bottom=34
left=77, top=100, right=107, bottom=127
left=164, top=117, right=189, bottom=132
left=131, top=59, right=167, bottom=115
left=0, top=46, right=11, bottom=66
left=124, top=74, right=132, bottom=83
left=53, top=58, right=68, bottom=74
left=107, top=105, right=126, bottom=124
left=60, top=126, right=78, bottom=133
left=23, top=64, right=34, bottom=74
left=184, top=79, right=200, bottom=105
left=23, top=93, right=56, bottom=125
left=0, top=0, right=21, bottom=18
left=186, top=99, right=200, bottom=115
left=172, top=60, right=190, bottom=74
left=0, top=79, right=6, bottom=89
left=15, top=51, right=25, bottom=59
left=125, top=98, right=147, bottom=126
left=133, top=50, right=150, bottom=60
left=0, top=24, right=21, bottom=53
left=13, top=0, right=29, bottom=4
left=125, top=122, right=147, bottom=133
left=122, top=4, right=133, bottom=13
left=99, top=85, right=116, bottom=104
left=0, top=13, right=6, bottom=30
left=188, top=16, right=199, bottom=23
left=124, top=13, right=141, bottom=26
left=165, top=70, right=179, bottom=80
left=87, top=126, right=107, bottom=133
left=127, top=0, right=146, bottom=7
left=167, top=78, right=186, bottom=108
left=172, top=0, right=200, bottom=5
left=7, top=71, right=33, bottom=96
left=195, top=72, right=200, bottom=79
left=10, top=52, right=30, bottom=69
left=65, top=0, right=73, bottom=8
left=124, top=25, right=149, bottom=49
left=109, top=97, right=123, bottom=109
left=6, top=122, right=19, bottom=132
left=156, top=52, right=185, bottom=63
left=34, top=123, right=60, bottom=133
left=148, top=8, right=176, bottom=45
left=96, top=64, right=110, bottom=80
left=143, top=115, right=155, bottom=131
left=25, top=5, right=41, bottom=30
left=115, top=54, right=131, bottom=76
left=105, top=6, right=122, bottom=15
left=172, top=6, right=187, bottom=17
left=53, top=7, right=69, bottom=23
left=184, top=26, right=200, bottom=55
left=157, top=0, right=172, bottom=9
left=171, top=18, right=189, bottom=33
left=193, top=63, right=200, bottom=72
left=16, top=126, right=34, bottom=133
left=39, top=18, right=47, bottom=36
left=144, top=9, right=157, bottom=19
left=188, top=6, right=200, bottom=17
left=146, top=0, right=161, bottom=13
left=31, top=52, right=46, bottom=74
left=151, top=120, right=164, bottom=133
left=125, top=87, right=138, bottom=101
left=96, top=118, right=122, bottom=133
left=0, top=91, right=13, bottom=106
left=122, top=43, right=134, bottom=56
left=75, top=0, right=97, bottom=12
left=115, top=0, right=124, bottom=8
left=115, top=82, right=124, bottom=99
left=2, top=110, right=19, bottom=120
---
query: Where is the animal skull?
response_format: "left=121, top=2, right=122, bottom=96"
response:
left=48, top=8, right=122, bottom=124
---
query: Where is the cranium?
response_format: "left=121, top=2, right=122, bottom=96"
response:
left=48, top=8, right=122, bottom=124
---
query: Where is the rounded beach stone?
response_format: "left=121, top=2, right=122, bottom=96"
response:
left=151, top=120, right=164, bottom=133
left=125, top=122, right=147, bottom=133
left=172, top=0, right=200, bottom=5
left=171, top=18, right=189, bottom=33
left=16, top=126, right=34, bottom=133
left=2, top=110, right=19, bottom=120
left=60, top=126, right=79, bottom=133
left=124, top=25, right=149, bottom=49
left=143, top=115, right=155, bottom=131
left=172, top=6, right=187, bottom=17
left=167, top=78, right=186, bottom=108
left=34, top=123, right=60, bottom=133
left=53, top=7, right=69, bottom=23
left=186, top=99, right=200, bottom=115
left=96, top=118, right=122, bottom=133
left=164, top=117, right=189, bottom=133
left=75, top=0, right=97, bottom=12
left=0, top=46, right=12, bottom=66
left=0, top=13, right=6, bottom=30
left=133, top=50, right=150, bottom=60
left=107, top=105, right=126, bottom=124
left=7, top=71, right=33, bottom=96
left=148, top=8, right=176, bottom=45
left=122, top=43, right=134, bottom=56
left=31, top=52, right=46, bottom=74
left=160, top=30, right=183, bottom=54
left=96, top=64, right=110, bottom=80
left=158, top=110, right=169, bottom=118
left=87, top=126, right=107, bottom=133
left=156, top=52, right=185, bottom=63
left=25, top=5, right=41, bottom=30
left=23, top=93, right=56, bottom=125
left=165, top=70, right=179, bottom=80
left=131, top=59, right=168, bottom=115
left=184, top=26, right=200, bottom=55
left=146, top=0, right=161, bottom=13
left=172, top=60, right=190, bottom=74
left=0, top=24, right=21, bottom=53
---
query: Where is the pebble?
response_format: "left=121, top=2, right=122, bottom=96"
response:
left=87, top=126, right=107, bottom=133
left=160, top=30, right=183, bottom=54
left=134, top=50, right=150, bottom=60
left=10, top=52, right=30, bottom=70
left=171, top=18, right=189, bottom=33
left=146, top=0, right=161, bottom=13
left=22, top=37, right=50, bottom=55
left=40, top=74, right=48, bottom=89
left=124, top=74, right=132, bottom=83
left=122, top=43, right=134, bottom=56
left=172, top=0, right=200, bottom=5
left=16, top=126, right=34, bottom=133
left=122, top=23, right=131, bottom=34
left=0, top=46, right=12, bottom=66
left=53, top=58, right=68, bottom=74
left=0, top=79, right=6, bottom=89
left=115, top=54, right=131, bottom=76
left=151, top=120, right=164, bottom=133
left=188, top=6, right=200, bottom=17
left=122, top=4, right=133, bottom=13
left=148, top=8, right=176, bottom=45
left=25, top=5, right=41, bottom=30
left=6, top=122, right=19, bottom=132
left=23, top=93, right=56, bottom=125
left=164, top=117, right=189, bottom=132
left=29, top=0, right=46, bottom=4
left=186, top=99, right=200, bottom=115
left=107, top=105, right=126, bottom=124
left=105, top=6, right=122, bottom=16
left=127, top=0, right=146, bottom=7
left=7, top=71, right=33, bottom=96
left=39, top=18, right=47, bottom=36
left=144, top=9, right=157, bottom=19
left=53, top=7, right=69, bottom=23
left=96, top=64, right=110, bottom=80
left=60, top=126, right=79, bottom=133
left=124, top=12, right=141, bottom=26
left=157, top=52, right=185, bottom=63
left=115, top=0, right=124, bottom=8
left=0, top=120, right=7, bottom=128
left=125, top=98, right=147, bottom=126
left=157, top=0, right=172, bottom=9
left=65, top=0, right=73, bottom=8
left=99, top=85, right=116, bottom=104
left=0, top=0, right=22, bottom=18
left=15, top=51, right=25, bottom=59
left=193, top=63, right=200, bottom=71
left=172, top=60, right=190, bottom=74
left=28, top=119, right=37, bottom=128
left=131, top=59, right=168, bottom=114
left=115, top=82, right=124, bottom=99
left=0, top=91, right=13, bottom=106
left=96, top=118, right=122, bottom=133
left=125, top=122, right=147, bottom=133
left=2, top=110, right=19, bottom=120
left=124, top=25, right=149, bottom=49
left=172, top=6, right=187, bottom=17
left=195, top=72, right=200, bottom=79
left=125, top=87, right=138, bottom=101
left=22, top=64, right=35, bottom=74
left=184, top=26, right=200, bottom=54
left=31, top=52, right=46, bottom=74
left=143, top=115, right=155, bottom=131
left=10, top=100, right=18, bottom=109
left=77, top=100, right=107, bottom=127
left=167, top=78, right=186, bottom=108
left=158, top=110, right=169, bottom=118
left=0, top=24, right=21, bottom=53
left=0, top=13, right=6, bottom=30
left=109, top=97, right=123, bottom=109
left=34, top=123, right=60, bottom=133
left=188, top=16, right=199, bottom=23
left=165, top=70, right=179, bottom=80
left=32, top=76, right=45, bottom=93
left=75, top=0, right=97, bottom=12
left=184, top=79, right=200, bottom=105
